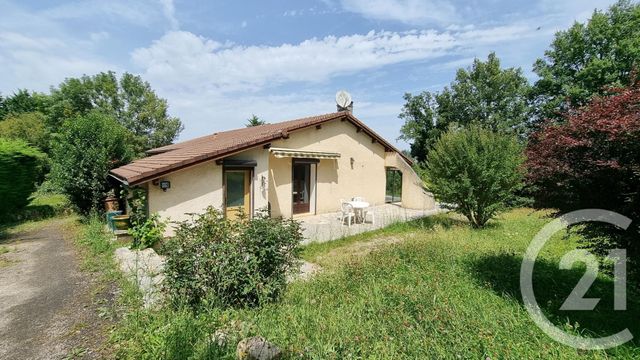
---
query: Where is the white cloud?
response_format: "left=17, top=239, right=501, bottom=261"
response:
left=131, top=24, right=541, bottom=143
left=241, top=20, right=248, bottom=28
left=132, top=25, right=536, bottom=94
left=339, top=0, right=457, bottom=25
left=159, top=0, right=179, bottom=30
left=0, top=31, right=119, bottom=93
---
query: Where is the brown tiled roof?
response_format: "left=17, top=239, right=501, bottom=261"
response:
left=109, top=111, right=411, bottom=185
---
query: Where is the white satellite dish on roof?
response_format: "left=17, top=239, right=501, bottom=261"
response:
left=335, top=90, right=352, bottom=109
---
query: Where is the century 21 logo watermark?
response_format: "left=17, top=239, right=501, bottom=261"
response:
left=520, top=209, right=633, bottom=350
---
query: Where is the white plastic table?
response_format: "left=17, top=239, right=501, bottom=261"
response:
left=348, top=201, right=370, bottom=223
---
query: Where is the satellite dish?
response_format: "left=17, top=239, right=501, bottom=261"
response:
left=335, top=90, right=352, bottom=108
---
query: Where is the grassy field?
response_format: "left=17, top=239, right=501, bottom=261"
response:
left=114, top=208, right=640, bottom=359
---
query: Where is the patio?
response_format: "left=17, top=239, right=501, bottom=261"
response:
left=298, top=203, right=444, bottom=244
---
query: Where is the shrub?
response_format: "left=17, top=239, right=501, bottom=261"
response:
left=124, top=186, right=148, bottom=226
left=163, top=207, right=302, bottom=308
left=424, top=125, right=525, bottom=228
left=0, top=138, right=46, bottom=216
left=50, top=111, right=133, bottom=214
left=0, top=112, right=50, bottom=151
left=526, top=81, right=640, bottom=281
left=129, top=213, right=166, bottom=250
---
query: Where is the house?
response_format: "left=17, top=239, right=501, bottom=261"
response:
left=109, top=111, right=435, bottom=235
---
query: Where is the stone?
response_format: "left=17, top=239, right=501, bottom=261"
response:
left=286, top=260, right=322, bottom=282
left=212, top=329, right=228, bottom=346
left=114, top=247, right=165, bottom=308
left=236, top=336, right=282, bottom=360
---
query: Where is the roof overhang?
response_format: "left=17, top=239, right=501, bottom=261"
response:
left=269, top=147, right=340, bottom=160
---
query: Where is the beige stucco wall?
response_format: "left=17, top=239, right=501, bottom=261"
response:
left=384, top=152, right=435, bottom=210
left=145, top=148, right=271, bottom=235
left=146, top=160, right=223, bottom=235
left=268, top=154, right=291, bottom=218
left=270, top=119, right=387, bottom=218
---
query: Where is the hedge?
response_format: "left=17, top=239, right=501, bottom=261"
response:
left=0, top=138, right=46, bottom=216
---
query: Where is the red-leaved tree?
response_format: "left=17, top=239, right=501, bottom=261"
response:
left=526, top=81, right=640, bottom=279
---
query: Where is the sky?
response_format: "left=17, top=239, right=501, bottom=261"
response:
left=0, top=0, right=617, bottom=149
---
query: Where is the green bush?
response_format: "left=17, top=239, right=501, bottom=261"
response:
left=129, top=213, right=166, bottom=250
left=0, top=112, right=50, bottom=151
left=424, top=125, right=524, bottom=228
left=163, top=207, right=302, bottom=308
left=0, top=138, right=45, bottom=216
left=124, top=186, right=148, bottom=226
left=50, top=111, right=133, bottom=214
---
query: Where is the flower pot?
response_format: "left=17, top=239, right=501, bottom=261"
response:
left=106, top=210, right=123, bottom=231
left=105, top=196, right=119, bottom=212
left=112, top=215, right=130, bottom=231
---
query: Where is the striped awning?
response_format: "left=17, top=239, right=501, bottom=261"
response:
left=270, top=147, right=341, bottom=159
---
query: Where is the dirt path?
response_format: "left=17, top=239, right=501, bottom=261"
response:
left=0, top=219, right=110, bottom=360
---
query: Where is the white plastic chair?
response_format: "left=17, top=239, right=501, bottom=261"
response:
left=352, top=196, right=366, bottom=202
left=363, top=207, right=375, bottom=225
left=340, top=200, right=355, bottom=226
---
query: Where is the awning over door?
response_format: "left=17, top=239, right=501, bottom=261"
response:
left=269, top=147, right=341, bottom=160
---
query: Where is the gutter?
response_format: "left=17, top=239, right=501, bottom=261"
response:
left=108, top=173, right=129, bottom=186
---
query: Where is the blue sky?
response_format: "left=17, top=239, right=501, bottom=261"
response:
left=0, top=0, right=616, bottom=148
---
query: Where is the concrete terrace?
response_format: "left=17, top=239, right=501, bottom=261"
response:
left=298, top=203, right=444, bottom=244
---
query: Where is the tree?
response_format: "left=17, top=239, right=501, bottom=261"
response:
left=526, top=81, right=640, bottom=278
left=531, top=0, right=640, bottom=124
left=48, top=71, right=183, bottom=154
left=399, top=53, right=531, bottom=162
left=398, top=92, right=442, bottom=163
left=245, top=114, right=265, bottom=127
left=0, top=94, right=5, bottom=119
left=0, top=112, right=50, bottom=151
left=0, top=89, right=50, bottom=120
left=424, top=125, right=525, bottom=228
left=50, top=111, right=134, bottom=214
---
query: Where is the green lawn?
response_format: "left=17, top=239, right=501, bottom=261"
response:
left=114, top=209, right=640, bottom=359
left=0, top=193, right=71, bottom=238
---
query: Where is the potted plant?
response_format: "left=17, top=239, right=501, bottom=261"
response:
left=112, top=214, right=131, bottom=230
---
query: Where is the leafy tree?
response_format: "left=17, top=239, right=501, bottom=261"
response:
left=399, top=53, right=531, bottom=162
left=50, top=111, right=133, bottom=214
left=0, top=139, right=46, bottom=216
left=48, top=71, right=183, bottom=153
left=398, top=92, right=442, bottom=163
left=526, top=81, right=640, bottom=279
left=424, top=125, right=525, bottom=228
left=0, top=112, right=50, bottom=151
left=245, top=114, right=266, bottom=127
left=531, top=0, right=640, bottom=124
left=0, top=89, right=50, bottom=120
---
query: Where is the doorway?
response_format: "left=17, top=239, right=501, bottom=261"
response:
left=385, top=168, right=402, bottom=203
left=225, top=169, right=251, bottom=220
left=292, top=160, right=317, bottom=215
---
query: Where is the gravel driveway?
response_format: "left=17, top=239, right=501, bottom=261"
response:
left=0, top=219, right=111, bottom=360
